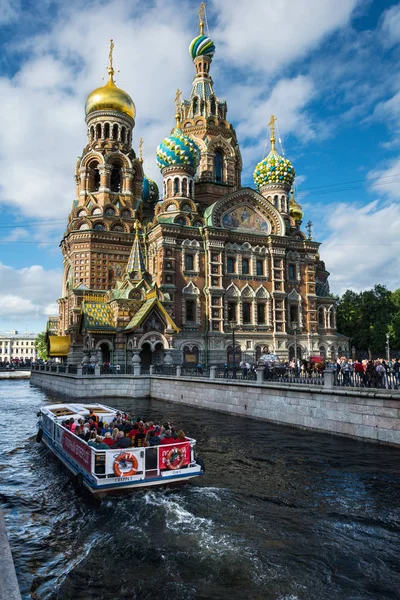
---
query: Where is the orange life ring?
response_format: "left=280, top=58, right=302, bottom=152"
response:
left=165, top=447, right=185, bottom=470
left=113, top=452, right=138, bottom=477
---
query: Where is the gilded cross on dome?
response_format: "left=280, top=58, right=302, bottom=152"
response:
left=198, top=2, right=206, bottom=35
left=108, top=39, right=115, bottom=77
left=174, top=89, right=182, bottom=127
left=268, top=114, right=277, bottom=151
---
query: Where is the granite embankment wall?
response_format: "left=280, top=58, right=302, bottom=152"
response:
left=0, top=509, right=22, bottom=600
left=30, top=372, right=150, bottom=398
left=30, top=371, right=400, bottom=446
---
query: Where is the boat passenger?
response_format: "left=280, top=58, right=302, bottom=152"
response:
left=112, top=427, right=119, bottom=441
left=147, top=430, right=161, bottom=446
left=177, top=430, right=188, bottom=442
left=170, top=426, right=178, bottom=440
left=102, top=432, right=114, bottom=447
left=111, top=431, right=132, bottom=449
left=88, top=435, right=109, bottom=450
left=75, top=426, right=85, bottom=440
left=134, top=425, right=146, bottom=447
left=161, top=430, right=176, bottom=445
left=89, top=410, right=98, bottom=424
left=128, top=423, right=139, bottom=441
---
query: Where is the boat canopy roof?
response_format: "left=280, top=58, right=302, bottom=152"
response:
left=41, top=403, right=117, bottom=422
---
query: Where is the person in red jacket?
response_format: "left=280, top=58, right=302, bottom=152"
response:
left=102, top=432, right=114, bottom=447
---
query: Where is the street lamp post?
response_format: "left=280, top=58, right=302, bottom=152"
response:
left=386, top=332, right=390, bottom=363
left=230, top=320, right=237, bottom=379
left=291, top=321, right=299, bottom=375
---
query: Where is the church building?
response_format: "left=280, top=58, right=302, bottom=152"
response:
left=49, top=9, right=347, bottom=368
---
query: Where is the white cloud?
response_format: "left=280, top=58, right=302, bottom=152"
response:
left=2, top=228, right=29, bottom=242
left=0, top=262, right=62, bottom=330
left=380, top=3, right=400, bottom=48
left=212, top=0, right=359, bottom=74
left=320, top=199, right=400, bottom=295
left=368, top=156, right=400, bottom=201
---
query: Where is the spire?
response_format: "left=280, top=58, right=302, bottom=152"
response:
left=199, top=2, right=206, bottom=35
left=126, top=220, right=146, bottom=279
left=139, top=137, right=144, bottom=163
left=268, top=114, right=277, bottom=152
left=174, top=89, right=182, bottom=128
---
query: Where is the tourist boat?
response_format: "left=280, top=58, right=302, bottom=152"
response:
left=37, top=402, right=204, bottom=495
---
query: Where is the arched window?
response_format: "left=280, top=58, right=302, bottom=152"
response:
left=90, top=126, right=95, bottom=141
left=112, top=124, right=118, bottom=140
left=167, top=179, right=172, bottom=197
left=227, top=345, right=241, bottom=365
left=88, top=161, right=100, bottom=192
left=192, top=97, right=198, bottom=116
left=189, top=180, right=193, bottom=197
left=104, top=123, right=110, bottom=138
left=182, top=178, right=188, bottom=196
left=96, top=124, right=101, bottom=139
left=214, top=150, right=223, bottom=183
left=318, top=308, right=324, bottom=327
left=174, top=178, right=180, bottom=196
left=121, top=126, right=126, bottom=143
left=110, top=161, right=123, bottom=192
left=274, top=195, right=279, bottom=208
left=127, top=131, right=131, bottom=145
left=210, top=98, right=216, bottom=115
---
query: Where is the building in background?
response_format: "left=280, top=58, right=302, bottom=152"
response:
left=49, top=9, right=348, bottom=368
left=0, top=331, right=38, bottom=364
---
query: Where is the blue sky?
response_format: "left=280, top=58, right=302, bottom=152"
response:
left=1, top=0, right=400, bottom=332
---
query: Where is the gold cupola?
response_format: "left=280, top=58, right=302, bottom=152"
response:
left=289, top=189, right=303, bottom=221
left=85, top=39, right=135, bottom=119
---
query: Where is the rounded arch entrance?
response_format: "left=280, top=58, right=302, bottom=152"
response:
left=289, top=345, right=303, bottom=361
left=97, top=341, right=112, bottom=365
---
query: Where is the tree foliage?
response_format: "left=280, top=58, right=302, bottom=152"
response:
left=35, top=332, right=48, bottom=361
left=336, top=285, right=398, bottom=355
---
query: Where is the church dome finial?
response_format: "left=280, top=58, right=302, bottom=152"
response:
left=253, top=115, right=295, bottom=190
left=189, top=3, right=215, bottom=60
left=85, top=39, right=135, bottom=119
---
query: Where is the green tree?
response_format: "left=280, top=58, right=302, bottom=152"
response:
left=337, top=285, right=396, bottom=355
left=35, top=332, right=48, bottom=361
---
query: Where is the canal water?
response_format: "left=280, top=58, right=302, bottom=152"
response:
left=1, top=381, right=400, bottom=600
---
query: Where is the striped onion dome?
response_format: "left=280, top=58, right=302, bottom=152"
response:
left=189, top=34, right=215, bottom=60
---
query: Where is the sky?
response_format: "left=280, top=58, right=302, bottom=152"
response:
left=1, top=0, right=400, bottom=333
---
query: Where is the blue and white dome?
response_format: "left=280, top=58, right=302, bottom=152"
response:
left=156, top=127, right=200, bottom=171
left=142, top=175, right=159, bottom=204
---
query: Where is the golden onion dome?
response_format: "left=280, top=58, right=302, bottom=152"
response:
left=289, top=191, right=303, bottom=221
left=85, top=72, right=135, bottom=119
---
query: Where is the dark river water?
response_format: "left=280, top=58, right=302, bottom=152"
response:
left=1, top=381, right=400, bottom=599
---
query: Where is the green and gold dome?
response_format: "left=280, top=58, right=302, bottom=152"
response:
left=85, top=40, right=135, bottom=119
left=253, top=115, right=295, bottom=189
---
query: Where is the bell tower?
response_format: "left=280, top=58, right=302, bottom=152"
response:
left=179, top=4, right=242, bottom=209
left=58, top=40, right=144, bottom=341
